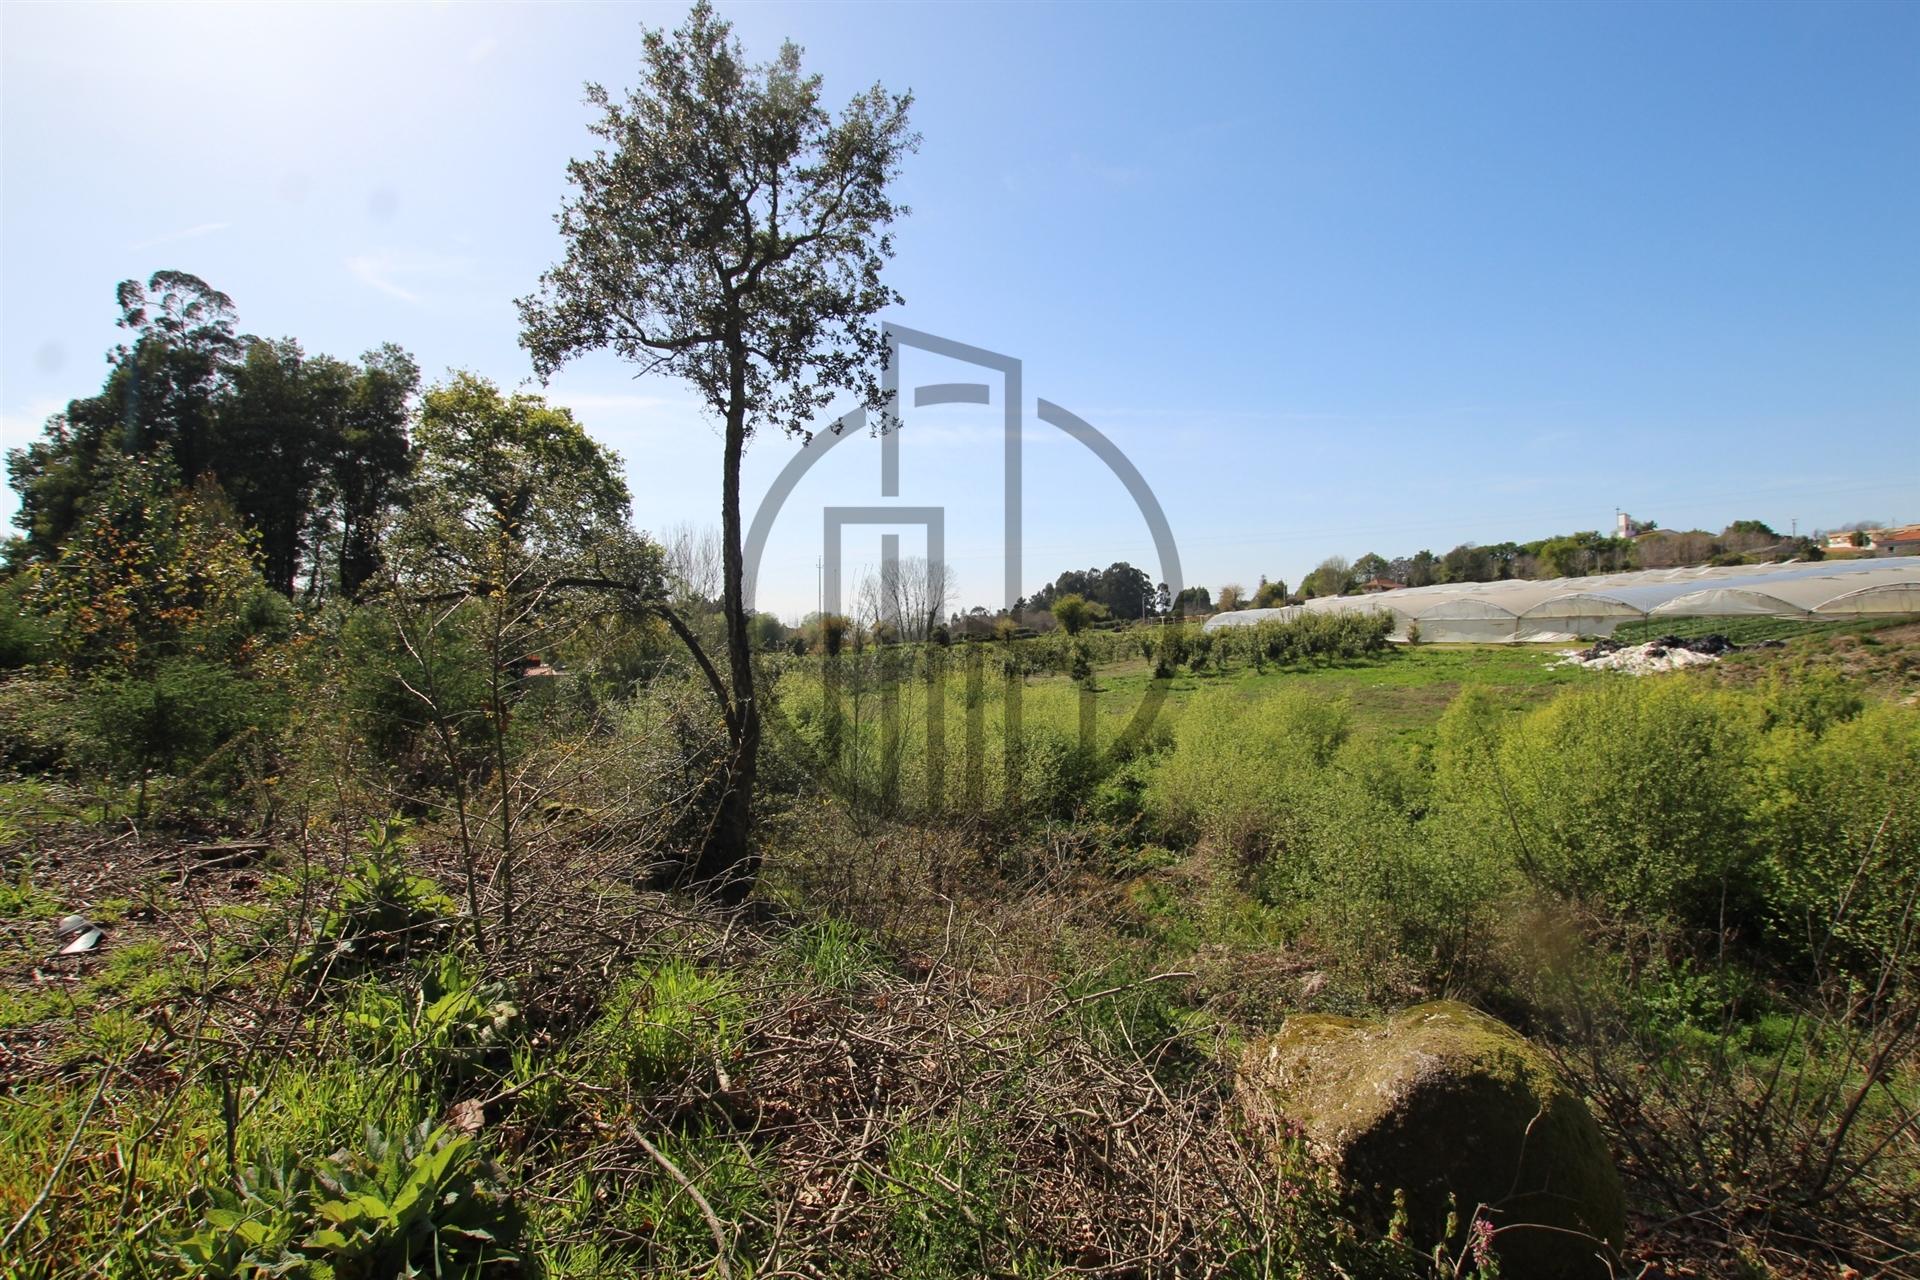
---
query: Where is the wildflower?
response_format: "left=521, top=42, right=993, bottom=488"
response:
left=1469, top=1214, right=1496, bottom=1268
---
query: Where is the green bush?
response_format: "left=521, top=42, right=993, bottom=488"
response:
left=73, top=655, right=261, bottom=817
left=0, top=675, right=78, bottom=772
left=162, top=1121, right=523, bottom=1279
left=346, top=951, right=520, bottom=1096
left=1757, top=661, right=1866, bottom=735
left=1485, top=678, right=1763, bottom=929
left=337, top=602, right=493, bottom=787
left=0, top=574, right=49, bottom=670
left=1146, top=686, right=1350, bottom=856
left=306, top=823, right=459, bottom=976
left=1753, top=703, right=1920, bottom=979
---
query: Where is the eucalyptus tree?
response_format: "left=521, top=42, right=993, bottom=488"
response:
left=7, top=272, right=243, bottom=558
left=518, top=1, right=917, bottom=901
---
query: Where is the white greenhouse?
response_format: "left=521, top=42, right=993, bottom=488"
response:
left=1202, top=557, right=1920, bottom=644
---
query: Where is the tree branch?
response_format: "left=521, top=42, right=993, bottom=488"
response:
left=387, top=574, right=737, bottom=734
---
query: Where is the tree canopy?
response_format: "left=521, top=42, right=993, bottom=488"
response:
left=517, top=0, right=916, bottom=901
left=6, top=272, right=418, bottom=599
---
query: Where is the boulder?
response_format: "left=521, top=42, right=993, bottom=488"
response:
left=1237, top=1000, right=1625, bottom=1278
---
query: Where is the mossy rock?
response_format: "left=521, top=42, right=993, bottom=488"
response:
left=1237, top=1000, right=1625, bottom=1278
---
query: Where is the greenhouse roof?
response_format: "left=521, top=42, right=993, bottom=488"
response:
left=1203, top=556, right=1920, bottom=642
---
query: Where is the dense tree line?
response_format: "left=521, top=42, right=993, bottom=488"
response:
left=1018, top=561, right=1163, bottom=622
left=6, top=272, right=419, bottom=600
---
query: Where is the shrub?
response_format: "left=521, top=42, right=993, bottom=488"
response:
left=162, top=1121, right=524, bottom=1279
left=1485, top=678, right=1763, bottom=929
left=346, top=951, right=520, bottom=1096
left=0, top=575, right=49, bottom=670
left=306, top=823, right=459, bottom=976
left=0, top=674, right=78, bottom=772
left=1757, top=661, right=1866, bottom=735
left=1146, top=686, right=1350, bottom=856
left=1753, top=703, right=1920, bottom=980
left=338, top=602, right=492, bottom=787
left=73, top=655, right=260, bottom=818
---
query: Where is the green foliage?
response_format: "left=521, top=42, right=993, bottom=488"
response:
left=868, top=1115, right=1007, bottom=1280
left=1170, top=610, right=1396, bottom=678
left=0, top=574, right=49, bottom=669
left=74, top=655, right=261, bottom=814
left=403, top=372, right=631, bottom=573
left=588, top=959, right=744, bottom=1090
left=307, top=823, right=459, bottom=976
left=1535, top=530, right=1637, bottom=577
left=338, top=601, right=492, bottom=780
left=1147, top=686, right=1351, bottom=856
left=6, top=271, right=418, bottom=599
left=777, top=917, right=883, bottom=990
left=162, top=1121, right=523, bottom=1279
left=1753, top=703, right=1920, bottom=978
left=0, top=674, right=78, bottom=772
left=29, top=455, right=270, bottom=674
left=1051, top=593, right=1092, bottom=636
left=1757, top=661, right=1866, bottom=734
left=347, top=951, right=520, bottom=1095
left=1487, top=679, right=1763, bottom=928
left=7, top=272, right=241, bottom=559
left=1068, top=640, right=1095, bottom=687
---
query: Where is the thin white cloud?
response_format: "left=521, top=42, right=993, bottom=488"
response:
left=467, top=35, right=500, bottom=64
left=128, top=221, right=231, bottom=252
left=1068, top=151, right=1149, bottom=189
left=346, top=255, right=421, bottom=303
left=345, top=251, right=472, bottom=305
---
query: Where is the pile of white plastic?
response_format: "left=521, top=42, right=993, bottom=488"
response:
left=1550, top=641, right=1722, bottom=676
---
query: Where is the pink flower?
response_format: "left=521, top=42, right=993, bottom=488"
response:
left=1469, top=1216, right=1496, bottom=1268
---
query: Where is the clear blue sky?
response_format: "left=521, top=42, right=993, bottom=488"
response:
left=3, top=1, right=1916, bottom=619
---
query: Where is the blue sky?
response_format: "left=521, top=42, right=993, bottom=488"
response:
left=3, top=1, right=1915, bottom=619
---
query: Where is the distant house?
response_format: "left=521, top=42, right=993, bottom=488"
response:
left=1879, top=524, right=1920, bottom=555
left=510, top=653, right=564, bottom=680
left=1357, top=577, right=1404, bottom=593
left=1827, top=525, right=1920, bottom=554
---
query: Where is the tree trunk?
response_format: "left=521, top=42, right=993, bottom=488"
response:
left=691, top=349, right=760, bottom=905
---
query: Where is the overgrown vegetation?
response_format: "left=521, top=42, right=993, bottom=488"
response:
left=3, top=5, right=1916, bottom=1279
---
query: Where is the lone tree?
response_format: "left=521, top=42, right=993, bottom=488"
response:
left=1051, top=593, right=1092, bottom=636
left=519, top=2, right=916, bottom=902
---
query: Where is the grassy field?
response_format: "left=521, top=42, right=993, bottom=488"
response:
left=1080, top=643, right=1587, bottom=739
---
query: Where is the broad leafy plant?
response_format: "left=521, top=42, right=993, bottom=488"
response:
left=161, top=1122, right=521, bottom=1278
